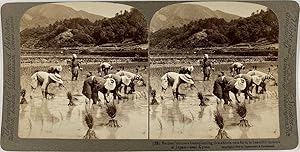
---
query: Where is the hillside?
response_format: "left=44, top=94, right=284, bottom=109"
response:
left=150, top=9, right=278, bottom=49
left=20, top=8, right=148, bottom=49
left=20, top=4, right=105, bottom=30
left=150, top=4, right=241, bottom=32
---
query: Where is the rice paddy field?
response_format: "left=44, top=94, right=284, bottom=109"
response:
left=18, top=60, right=279, bottom=139
left=18, top=62, right=149, bottom=139
left=149, top=61, right=279, bottom=139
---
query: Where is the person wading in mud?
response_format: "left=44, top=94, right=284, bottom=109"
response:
left=247, top=70, right=276, bottom=94
left=179, top=66, right=194, bottom=75
left=202, top=54, right=213, bottom=81
left=213, top=72, right=246, bottom=104
left=116, top=70, right=145, bottom=94
left=230, top=62, right=245, bottom=76
left=30, top=71, right=64, bottom=99
left=48, top=65, right=62, bottom=74
left=82, top=76, right=116, bottom=108
left=160, top=72, right=195, bottom=100
left=98, top=62, right=113, bottom=76
left=234, top=74, right=262, bottom=100
left=70, top=54, right=82, bottom=81
left=104, top=74, right=132, bottom=99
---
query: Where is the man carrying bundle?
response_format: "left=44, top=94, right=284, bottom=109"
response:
left=98, top=62, right=113, bottom=76
left=160, top=72, right=195, bottom=100
left=247, top=70, right=276, bottom=94
left=30, top=71, right=64, bottom=99
left=116, top=70, right=145, bottom=94
left=230, top=62, right=245, bottom=76
left=82, top=76, right=116, bottom=107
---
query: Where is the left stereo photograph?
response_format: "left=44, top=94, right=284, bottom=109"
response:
left=19, top=2, right=149, bottom=139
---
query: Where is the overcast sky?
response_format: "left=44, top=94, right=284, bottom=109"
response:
left=55, top=2, right=133, bottom=18
left=188, top=2, right=268, bottom=17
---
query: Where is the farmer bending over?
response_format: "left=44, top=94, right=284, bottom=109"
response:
left=30, top=71, right=63, bottom=99
left=230, top=62, right=245, bottom=76
left=247, top=70, right=276, bottom=94
left=160, top=72, right=195, bottom=100
left=98, top=62, right=113, bottom=76
left=116, top=70, right=145, bottom=94
left=82, top=76, right=116, bottom=108
left=234, top=74, right=262, bottom=99
left=104, top=74, right=131, bottom=99
left=179, top=66, right=194, bottom=75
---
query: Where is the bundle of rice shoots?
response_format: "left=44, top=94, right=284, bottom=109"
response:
left=150, top=89, right=158, bottom=105
left=67, top=91, right=76, bottom=106
left=105, top=103, right=120, bottom=127
left=83, top=113, right=98, bottom=139
left=214, top=111, right=230, bottom=139
left=198, top=92, right=207, bottom=106
left=20, top=89, right=28, bottom=104
left=236, top=103, right=250, bottom=127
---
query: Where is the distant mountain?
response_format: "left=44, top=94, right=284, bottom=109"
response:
left=150, top=4, right=241, bottom=32
left=20, top=4, right=105, bottom=30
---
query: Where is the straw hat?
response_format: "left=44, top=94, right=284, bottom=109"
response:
left=251, top=75, right=262, bottom=86
left=121, top=76, right=131, bottom=86
left=72, top=54, right=77, bottom=58
left=135, top=74, right=143, bottom=80
left=204, top=54, right=209, bottom=59
left=56, top=65, right=62, bottom=72
left=49, top=73, right=63, bottom=84
left=179, top=74, right=194, bottom=84
left=234, top=78, right=246, bottom=90
left=187, top=66, right=194, bottom=72
left=104, top=78, right=116, bottom=91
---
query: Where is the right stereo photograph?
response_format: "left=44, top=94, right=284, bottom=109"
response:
left=149, top=2, right=279, bottom=139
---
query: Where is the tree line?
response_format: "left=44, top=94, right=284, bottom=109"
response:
left=20, top=8, right=148, bottom=48
left=150, top=9, right=278, bottom=49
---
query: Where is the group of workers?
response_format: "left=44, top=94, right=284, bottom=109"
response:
left=159, top=54, right=276, bottom=105
left=28, top=54, right=146, bottom=108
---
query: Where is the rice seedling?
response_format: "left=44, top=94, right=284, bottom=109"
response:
left=83, top=113, right=98, bottom=139
left=214, top=111, right=230, bottom=139
left=105, top=103, right=121, bottom=127
left=150, top=89, right=159, bottom=105
left=198, top=92, right=208, bottom=106
left=67, top=91, right=76, bottom=106
left=236, top=103, right=251, bottom=127
left=20, top=89, right=28, bottom=104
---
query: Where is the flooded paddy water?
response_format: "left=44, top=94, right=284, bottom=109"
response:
left=149, top=61, right=279, bottom=139
left=18, top=61, right=279, bottom=139
left=19, top=62, right=149, bottom=139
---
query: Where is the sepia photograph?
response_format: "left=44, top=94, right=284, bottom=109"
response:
left=149, top=2, right=279, bottom=139
left=18, top=2, right=149, bottom=139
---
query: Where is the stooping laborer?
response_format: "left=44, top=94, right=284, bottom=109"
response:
left=213, top=73, right=246, bottom=104
left=70, top=54, right=82, bottom=81
left=160, top=72, right=195, bottom=100
left=234, top=74, right=262, bottom=99
left=115, top=70, right=145, bottom=94
left=103, top=74, right=131, bottom=99
left=82, top=76, right=116, bottom=107
left=247, top=70, right=276, bottom=94
left=30, top=71, right=63, bottom=99
left=202, top=54, right=214, bottom=81
left=98, top=62, right=113, bottom=76
left=179, top=66, right=194, bottom=75
left=230, top=62, right=245, bottom=76
left=47, top=65, right=62, bottom=74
